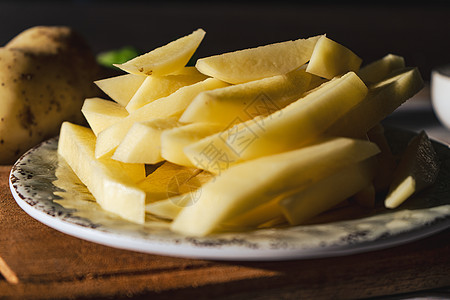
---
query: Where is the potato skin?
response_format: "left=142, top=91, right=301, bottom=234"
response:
left=7, top=26, right=91, bottom=56
left=0, top=26, right=100, bottom=164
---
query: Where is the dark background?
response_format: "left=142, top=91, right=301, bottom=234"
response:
left=0, top=0, right=449, bottom=81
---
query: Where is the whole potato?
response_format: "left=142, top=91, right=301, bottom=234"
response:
left=0, top=26, right=101, bottom=164
left=7, top=26, right=90, bottom=56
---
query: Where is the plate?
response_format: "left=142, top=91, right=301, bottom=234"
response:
left=9, top=128, right=450, bottom=261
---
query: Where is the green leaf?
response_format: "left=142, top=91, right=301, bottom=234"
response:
left=97, top=46, right=141, bottom=68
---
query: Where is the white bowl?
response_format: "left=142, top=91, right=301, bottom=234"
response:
left=431, top=64, right=450, bottom=129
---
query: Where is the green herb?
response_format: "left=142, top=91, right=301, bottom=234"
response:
left=97, top=46, right=141, bottom=68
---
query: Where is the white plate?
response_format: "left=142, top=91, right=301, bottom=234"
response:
left=9, top=129, right=450, bottom=261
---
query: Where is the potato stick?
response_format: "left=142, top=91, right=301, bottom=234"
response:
left=221, top=198, right=282, bottom=230
left=82, top=98, right=129, bottom=136
left=145, top=171, right=213, bottom=218
left=357, top=54, right=405, bottom=84
left=280, top=157, right=377, bottom=225
left=180, top=68, right=311, bottom=126
left=196, top=35, right=322, bottom=84
left=172, top=137, right=379, bottom=236
left=146, top=198, right=183, bottom=220
left=140, top=162, right=211, bottom=203
left=58, top=122, right=146, bottom=224
left=185, top=72, right=367, bottom=174
left=112, top=118, right=179, bottom=164
left=325, top=67, right=423, bottom=139
left=95, top=78, right=228, bottom=159
left=115, top=29, right=205, bottom=76
left=306, top=35, right=362, bottom=79
left=94, top=74, right=145, bottom=106
left=161, top=122, right=224, bottom=167
left=125, top=72, right=208, bottom=112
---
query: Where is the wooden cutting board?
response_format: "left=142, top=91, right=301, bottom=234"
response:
left=1, top=165, right=450, bottom=299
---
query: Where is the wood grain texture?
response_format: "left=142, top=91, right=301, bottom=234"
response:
left=1, top=165, right=450, bottom=299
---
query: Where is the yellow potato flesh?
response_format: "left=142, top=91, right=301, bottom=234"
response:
left=357, top=54, right=405, bottom=84
left=325, top=67, right=424, bottom=139
left=221, top=198, right=282, bottom=230
left=306, top=35, right=362, bottom=79
left=144, top=170, right=214, bottom=219
left=146, top=198, right=183, bottom=220
left=195, top=35, right=322, bottom=84
left=160, top=122, right=224, bottom=167
left=95, top=78, right=228, bottom=159
left=138, top=162, right=204, bottom=202
left=280, top=157, right=377, bottom=225
left=114, top=29, right=205, bottom=76
left=112, top=118, right=179, bottom=164
left=94, top=74, right=145, bottom=106
left=171, top=137, right=380, bottom=236
left=53, top=30, right=428, bottom=235
left=171, top=66, right=205, bottom=76
left=125, top=72, right=208, bottom=112
left=179, top=68, right=312, bottom=126
left=81, top=98, right=129, bottom=136
left=58, top=122, right=146, bottom=223
left=185, top=72, right=367, bottom=174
